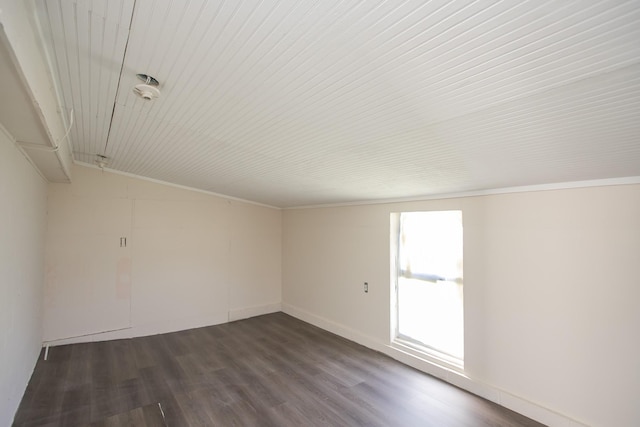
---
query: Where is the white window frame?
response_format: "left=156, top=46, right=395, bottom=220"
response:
left=390, top=211, right=465, bottom=371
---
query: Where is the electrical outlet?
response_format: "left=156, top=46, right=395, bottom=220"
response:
left=364, top=282, right=368, bottom=293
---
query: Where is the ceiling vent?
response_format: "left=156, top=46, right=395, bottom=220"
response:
left=133, top=74, right=160, bottom=100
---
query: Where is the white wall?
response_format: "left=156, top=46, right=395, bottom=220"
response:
left=0, top=126, right=47, bottom=425
left=44, top=164, right=281, bottom=343
left=282, top=184, right=640, bottom=427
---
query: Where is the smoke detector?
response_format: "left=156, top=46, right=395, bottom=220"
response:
left=133, top=74, right=160, bottom=101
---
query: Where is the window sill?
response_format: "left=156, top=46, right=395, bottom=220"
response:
left=391, top=338, right=464, bottom=373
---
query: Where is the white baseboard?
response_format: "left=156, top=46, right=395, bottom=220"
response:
left=281, top=302, right=586, bottom=427
left=43, top=302, right=283, bottom=347
left=228, top=302, right=282, bottom=322
left=43, top=311, right=230, bottom=346
left=281, top=302, right=382, bottom=351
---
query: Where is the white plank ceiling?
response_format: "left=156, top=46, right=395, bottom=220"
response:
left=34, top=0, right=640, bottom=207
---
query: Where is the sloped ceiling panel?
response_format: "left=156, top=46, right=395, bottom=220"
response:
left=0, top=22, right=72, bottom=183
left=0, top=33, right=50, bottom=146
left=35, top=0, right=640, bottom=207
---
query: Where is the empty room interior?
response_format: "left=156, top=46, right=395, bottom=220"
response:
left=1, top=1, right=639, bottom=426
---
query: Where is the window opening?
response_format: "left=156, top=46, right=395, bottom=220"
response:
left=395, top=210, right=464, bottom=363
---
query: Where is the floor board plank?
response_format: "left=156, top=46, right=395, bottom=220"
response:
left=88, top=403, right=166, bottom=427
left=13, top=313, right=546, bottom=426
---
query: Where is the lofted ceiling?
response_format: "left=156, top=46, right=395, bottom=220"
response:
left=33, top=0, right=640, bottom=207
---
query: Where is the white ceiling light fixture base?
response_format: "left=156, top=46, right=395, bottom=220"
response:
left=133, top=73, right=160, bottom=100
left=133, top=84, right=160, bottom=100
left=95, top=154, right=109, bottom=169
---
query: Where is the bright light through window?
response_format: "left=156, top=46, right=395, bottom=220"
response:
left=396, top=211, right=464, bottom=362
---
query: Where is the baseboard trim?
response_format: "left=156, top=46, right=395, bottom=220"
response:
left=281, top=302, right=586, bottom=427
left=42, top=303, right=284, bottom=347
left=228, top=302, right=282, bottom=322
left=43, top=311, right=230, bottom=346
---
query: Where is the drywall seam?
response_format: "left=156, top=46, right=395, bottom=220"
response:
left=281, top=302, right=587, bottom=427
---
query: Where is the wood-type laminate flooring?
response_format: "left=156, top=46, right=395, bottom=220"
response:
left=13, top=312, right=546, bottom=426
left=89, top=404, right=166, bottom=427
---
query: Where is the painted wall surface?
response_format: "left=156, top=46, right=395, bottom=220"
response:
left=44, top=165, right=281, bottom=343
left=0, top=127, right=47, bottom=425
left=282, top=185, right=640, bottom=427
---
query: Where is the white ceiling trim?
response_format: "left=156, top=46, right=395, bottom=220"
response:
left=73, top=161, right=280, bottom=209
left=76, top=158, right=640, bottom=211
left=288, top=176, right=640, bottom=210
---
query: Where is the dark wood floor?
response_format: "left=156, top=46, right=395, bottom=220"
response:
left=14, top=312, right=545, bottom=426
